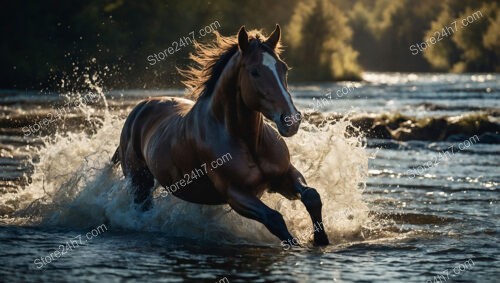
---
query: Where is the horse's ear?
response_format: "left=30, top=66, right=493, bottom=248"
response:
left=238, top=26, right=249, bottom=53
left=265, top=24, right=281, bottom=50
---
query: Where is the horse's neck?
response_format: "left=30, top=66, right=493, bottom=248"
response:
left=208, top=54, right=263, bottom=148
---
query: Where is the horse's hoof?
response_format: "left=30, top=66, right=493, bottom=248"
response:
left=313, top=232, right=330, bottom=246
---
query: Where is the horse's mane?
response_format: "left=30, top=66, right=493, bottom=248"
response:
left=179, top=29, right=282, bottom=100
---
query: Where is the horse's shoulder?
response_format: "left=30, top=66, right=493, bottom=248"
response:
left=261, top=123, right=289, bottom=155
left=250, top=123, right=291, bottom=177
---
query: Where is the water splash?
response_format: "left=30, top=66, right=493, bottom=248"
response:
left=271, top=119, right=370, bottom=244
left=3, top=92, right=371, bottom=246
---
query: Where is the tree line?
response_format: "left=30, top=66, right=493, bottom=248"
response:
left=0, top=0, right=497, bottom=89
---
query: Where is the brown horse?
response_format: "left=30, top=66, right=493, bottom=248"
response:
left=112, top=25, right=329, bottom=246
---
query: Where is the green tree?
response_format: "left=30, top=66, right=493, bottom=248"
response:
left=286, top=0, right=362, bottom=81
left=422, top=0, right=498, bottom=72
left=452, top=3, right=498, bottom=72
left=483, top=11, right=500, bottom=71
left=423, top=4, right=461, bottom=70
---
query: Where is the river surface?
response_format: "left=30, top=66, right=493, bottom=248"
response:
left=0, top=73, right=498, bottom=282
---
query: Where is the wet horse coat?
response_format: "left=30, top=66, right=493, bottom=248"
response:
left=113, top=25, right=329, bottom=245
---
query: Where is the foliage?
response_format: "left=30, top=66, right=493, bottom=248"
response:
left=422, top=1, right=498, bottom=72
left=0, top=0, right=497, bottom=89
left=287, top=0, right=361, bottom=81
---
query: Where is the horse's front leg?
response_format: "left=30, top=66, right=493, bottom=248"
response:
left=273, top=166, right=330, bottom=246
left=300, top=186, right=330, bottom=246
left=226, top=187, right=297, bottom=244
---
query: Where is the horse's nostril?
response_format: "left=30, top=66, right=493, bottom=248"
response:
left=280, top=114, right=286, bottom=124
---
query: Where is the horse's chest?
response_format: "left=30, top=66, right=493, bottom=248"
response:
left=257, top=158, right=289, bottom=178
left=255, top=140, right=290, bottom=178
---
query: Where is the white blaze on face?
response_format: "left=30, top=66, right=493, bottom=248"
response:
left=261, top=52, right=296, bottom=113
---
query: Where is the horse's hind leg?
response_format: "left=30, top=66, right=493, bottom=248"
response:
left=129, top=167, right=155, bottom=211
left=271, top=166, right=329, bottom=246
left=121, top=146, right=155, bottom=210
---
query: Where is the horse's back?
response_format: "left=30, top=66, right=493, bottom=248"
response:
left=119, top=96, right=226, bottom=204
left=119, top=97, right=193, bottom=171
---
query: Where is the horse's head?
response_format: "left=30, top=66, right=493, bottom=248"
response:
left=237, top=25, right=301, bottom=137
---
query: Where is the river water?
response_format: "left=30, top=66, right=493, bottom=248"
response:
left=0, top=73, right=498, bottom=282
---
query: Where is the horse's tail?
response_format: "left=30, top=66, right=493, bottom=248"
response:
left=111, top=146, right=120, bottom=165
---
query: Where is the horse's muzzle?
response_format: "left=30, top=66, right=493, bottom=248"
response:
left=276, top=112, right=301, bottom=137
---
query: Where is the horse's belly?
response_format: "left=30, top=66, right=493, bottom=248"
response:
left=160, top=174, right=226, bottom=205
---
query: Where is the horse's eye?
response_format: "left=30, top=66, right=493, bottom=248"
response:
left=250, top=69, right=260, bottom=78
